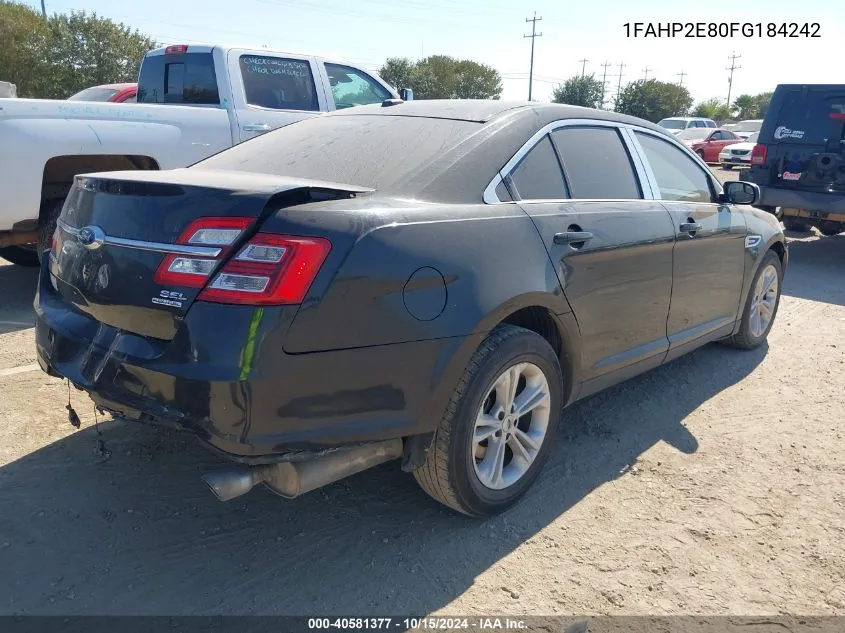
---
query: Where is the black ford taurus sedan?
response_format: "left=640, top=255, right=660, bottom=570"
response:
left=34, top=100, right=787, bottom=516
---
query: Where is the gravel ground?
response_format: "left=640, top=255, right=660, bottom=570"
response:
left=0, top=166, right=843, bottom=616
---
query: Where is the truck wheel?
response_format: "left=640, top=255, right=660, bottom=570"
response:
left=0, top=245, right=40, bottom=267
left=413, top=324, right=562, bottom=516
left=782, top=216, right=807, bottom=232
left=819, top=223, right=842, bottom=236
left=36, top=199, right=63, bottom=263
left=724, top=250, right=783, bottom=350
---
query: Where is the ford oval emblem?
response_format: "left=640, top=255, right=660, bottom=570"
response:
left=77, top=225, right=106, bottom=250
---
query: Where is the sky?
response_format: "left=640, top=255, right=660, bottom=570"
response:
left=24, top=0, right=845, bottom=106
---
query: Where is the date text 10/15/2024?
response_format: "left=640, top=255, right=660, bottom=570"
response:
left=623, top=22, right=821, bottom=38
left=308, top=618, right=527, bottom=631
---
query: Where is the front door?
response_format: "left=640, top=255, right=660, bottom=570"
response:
left=227, top=50, right=326, bottom=143
left=632, top=130, right=748, bottom=359
left=507, top=124, right=676, bottom=393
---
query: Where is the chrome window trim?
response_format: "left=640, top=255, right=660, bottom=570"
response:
left=57, top=219, right=222, bottom=257
left=483, top=118, right=673, bottom=205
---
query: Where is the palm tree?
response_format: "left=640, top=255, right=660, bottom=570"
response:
left=733, top=94, right=757, bottom=120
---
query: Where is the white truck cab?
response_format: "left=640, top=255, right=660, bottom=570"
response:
left=0, top=43, right=401, bottom=266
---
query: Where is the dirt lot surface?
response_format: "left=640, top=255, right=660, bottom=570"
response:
left=1, top=166, right=843, bottom=616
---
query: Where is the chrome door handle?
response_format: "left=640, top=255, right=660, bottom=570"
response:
left=243, top=123, right=271, bottom=132
left=679, top=222, right=703, bottom=234
left=553, top=231, right=594, bottom=245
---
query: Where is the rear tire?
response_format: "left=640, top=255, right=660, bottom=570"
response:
left=413, top=325, right=562, bottom=517
left=696, top=150, right=705, bottom=160
left=782, top=216, right=807, bottom=232
left=36, top=199, right=63, bottom=263
left=0, top=245, right=40, bottom=267
left=819, top=223, right=843, bottom=237
left=724, top=250, right=783, bottom=350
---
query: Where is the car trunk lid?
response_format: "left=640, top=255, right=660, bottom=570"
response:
left=50, top=168, right=372, bottom=340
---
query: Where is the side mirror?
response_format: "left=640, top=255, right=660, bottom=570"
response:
left=400, top=88, right=414, bottom=101
left=721, top=181, right=759, bottom=206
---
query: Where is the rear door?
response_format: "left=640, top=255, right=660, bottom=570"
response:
left=226, top=49, right=327, bottom=143
left=506, top=122, right=676, bottom=389
left=631, top=130, right=747, bottom=358
left=767, top=86, right=845, bottom=195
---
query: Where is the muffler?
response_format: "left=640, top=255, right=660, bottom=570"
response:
left=201, top=438, right=403, bottom=502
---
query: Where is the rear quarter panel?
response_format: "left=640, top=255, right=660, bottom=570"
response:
left=273, top=200, right=571, bottom=353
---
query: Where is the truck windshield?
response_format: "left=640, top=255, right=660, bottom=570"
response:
left=138, top=52, right=220, bottom=105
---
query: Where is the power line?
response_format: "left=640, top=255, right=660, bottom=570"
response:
left=524, top=12, right=543, bottom=101
left=726, top=52, right=741, bottom=106
left=642, top=66, right=651, bottom=81
left=578, top=58, right=589, bottom=78
left=677, top=70, right=687, bottom=87
left=600, top=61, right=612, bottom=108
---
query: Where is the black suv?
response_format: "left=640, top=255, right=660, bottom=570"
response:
left=742, top=84, right=845, bottom=235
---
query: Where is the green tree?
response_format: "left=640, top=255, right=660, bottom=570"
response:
left=0, top=1, right=51, bottom=97
left=378, top=57, right=414, bottom=92
left=733, top=94, right=757, bottom=120
left=691, top=98, right=722, bottom=119
left=378, top=55, right=502, bottom=100
left=43, top=10, right=155, bottom=99
left=755, top=91, right=773, bottom=118
left=614, top=79, right=693, bottom=122
left=551, top=74, right=604, bottom=109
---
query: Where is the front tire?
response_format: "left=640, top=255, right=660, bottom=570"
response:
left=724, top=250, right=783, bottom=350
left=413, top=325, right=562, bottom=516
left=37, top=199, right=63, bottom=263
left=0, top=245, right=40, bottom=267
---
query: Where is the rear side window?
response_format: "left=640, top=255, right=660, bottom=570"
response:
left=705, top=120, right=716, bottom=128
left=776, top=88, right=845, bottom=143
left=552, top=126, right=641, bottom=199
left=635, top=132, right=713, bottom=204
left=138, top=53, right=219, bottom=105
left=325, top=63, right=391, bottom=109
left=240, top=55, right=319, bottom=111
left=509, top=135, right=568, bottom=200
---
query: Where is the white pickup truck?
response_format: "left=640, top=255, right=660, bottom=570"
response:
left=0, top=44, right=402, bottom=266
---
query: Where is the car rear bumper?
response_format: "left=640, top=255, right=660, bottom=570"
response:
left=34, top=258, right=465, bottom=463
left=755, top=186, right=845, bottom=214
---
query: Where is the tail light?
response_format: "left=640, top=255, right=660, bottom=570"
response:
left=198, top=234, right=331, bottom=305
left=165, top=44, right=189, bottom=54
left=154, top=217, right=252, bottom=288
left=750, top=144, right=767, bottom=166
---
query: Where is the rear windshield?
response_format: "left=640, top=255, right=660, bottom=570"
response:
left=138, top=52, right=220, bottom=105
left=194, top=114, right=482, bottom=191
left=67, top=87, right=119, bottom=101
left=659, top=119, right=685, bottom=129
left=775, top=88, right=845, bottom=143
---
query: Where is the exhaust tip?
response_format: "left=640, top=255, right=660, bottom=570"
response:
left=201, top=468, right=260, bottom=502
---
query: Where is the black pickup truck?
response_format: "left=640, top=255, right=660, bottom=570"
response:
left=741, top=84, right=845, bottom=236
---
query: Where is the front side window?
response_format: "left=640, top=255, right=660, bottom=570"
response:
left=325, top=63, right=391, bottom=109
left=239, top=55, right=319, bottom=111
left=509, top=135, right=568, bottom=201
left=635, top=132, right=713, bottom=204
left=551, top=126, right=641, bottom=199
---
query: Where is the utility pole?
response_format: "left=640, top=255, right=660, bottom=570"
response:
left=616, top=62, right=626, bottom=104
left=40, top=0, right=46, bottom=17
left=726, top=52, right=741, bottom=106
left=677, top=70, right=687, bottom=87
left=642, top=66, right=652, bottom=81
left=578, top=58, right=589, bottom=78
left=600, top=61, right=612, bottom=108
left=524, top=12, right=543, bottom=101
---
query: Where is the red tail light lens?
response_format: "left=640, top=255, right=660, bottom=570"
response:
left=198, top=234, right=332, bottom=306
left=153, top=217, right=252, bottom=288
left=165, top=44, right=189, bottom=54
left=750, top=144, right=767, bottom=166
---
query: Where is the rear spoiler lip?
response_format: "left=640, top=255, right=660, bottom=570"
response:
left=74, top=168, right=375, bottom=196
